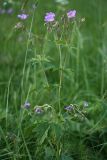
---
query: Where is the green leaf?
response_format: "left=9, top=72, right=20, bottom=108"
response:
left=66, top=121, right=81, bottom=132
left=45, top=147, right=55, bottom=159
left=51, top=123, right=63, bottom=141
left=36, top=122, right=50, bottom=145
left=39, top=126, right=50, bottom=145
left=61, top=154, right=73, bottom=160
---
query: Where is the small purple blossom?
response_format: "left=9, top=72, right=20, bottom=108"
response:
left=24, top=101, right=30, bottom=109
left=6, top=8, right=14, bottom=14
left=17, top=13, right=28, bottom=20
left=44, top=12, right=55, bottom=23
left=67, top=10, right=76, bottom=19
left=35, top=107, right=43, bottom=114
left=64, top=105, right=73, bottom=111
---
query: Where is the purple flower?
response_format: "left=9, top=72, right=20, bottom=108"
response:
left=35, top=107, right=43, bottom=114
left=6, top=8, right=14, bottom=14
left=67, top=10, right=76, bottom=19
left=24, top=101, right=30, bottom=109
left=64, top=105, right=73, bottom=111
left=44, top=12, right=55, bottom=23
left=17, top=13, right=28, bottom=20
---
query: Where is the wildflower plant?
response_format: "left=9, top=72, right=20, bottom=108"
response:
left=18, top=6, right=88, bottom=159
left=43, top=9, right=82, bottom=113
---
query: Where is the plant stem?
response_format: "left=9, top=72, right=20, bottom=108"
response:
left=58, top=44, right=63, bottom=112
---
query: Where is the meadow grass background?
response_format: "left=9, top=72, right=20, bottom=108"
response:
left=0, top=0, right=107, bottom=159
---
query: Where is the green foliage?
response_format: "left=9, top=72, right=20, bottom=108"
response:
left=0, top=0, right=107, bottom=159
